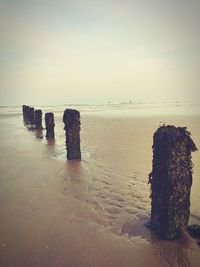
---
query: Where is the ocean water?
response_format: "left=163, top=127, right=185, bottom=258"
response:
left=0, top=102, right=200, bottom=267
left=0, top=101, right=200, bottom=117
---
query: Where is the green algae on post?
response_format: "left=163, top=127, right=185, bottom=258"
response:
left=63, top=109, right=81, bottom=160
left=149, top=125, right=197, bottom=240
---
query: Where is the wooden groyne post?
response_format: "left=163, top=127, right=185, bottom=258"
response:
left=45, top=112, right=55, bottom=139
left=35, top=109, right=42, bottom=129
left=22, top=105, right=26, bottom=118
left=149, top=125, right=197, bottom=240
left=63, top=109, right=81, bottom=160
left=29, top=107, right=35, bottom=125
left=22, top=105, right=30, bottom=123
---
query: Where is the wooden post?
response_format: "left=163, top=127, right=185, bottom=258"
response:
left=149, top=125, right=197, bottom=240
left=22, top=105, right=30, bottom=123
left=35, top=109, right=42, bottom=129
left=22, top=105, right=26, bottom=118
left=63, top=109, right=81, bottom=160
left=29, top=107, right=35, bottom=125
left=45, top=112, right=55, bottom=139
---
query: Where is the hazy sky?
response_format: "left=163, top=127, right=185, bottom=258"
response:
left=0, top=0, right=199, bottom=105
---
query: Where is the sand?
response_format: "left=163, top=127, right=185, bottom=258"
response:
left=0, top=109, right=199, bottom=267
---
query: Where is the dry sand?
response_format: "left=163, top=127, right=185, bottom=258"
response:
left=0, top=112, right=199, bottom=267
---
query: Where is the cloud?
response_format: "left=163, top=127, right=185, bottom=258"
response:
left=0, top=0, right=199, bottom=104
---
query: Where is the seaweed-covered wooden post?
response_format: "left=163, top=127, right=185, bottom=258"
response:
left=35, top=109, right=42, bottom=129
left=63, top=109, right=81, bottom=160
left=29, top=107, right=35, bottom=125
left=45, top=112, right=55, bottom=139
left=149, top=125, right=197, bottom=240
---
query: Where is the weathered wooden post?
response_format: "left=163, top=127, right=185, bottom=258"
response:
left=35, top=109, right=42, bottom=129
left=63, top=109, right=81, bottom=160
left=22, top=105, right=30, bottom=123
left=45, top=112, right=55, bottom=139
left=29, top=107, right=35, bottom=125
left=22, top=105, right=26, bottom=117
left=149, top=125, right=197, bottom=240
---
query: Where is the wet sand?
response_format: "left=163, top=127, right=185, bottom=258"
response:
left=0, top=112, right=199, bottom=267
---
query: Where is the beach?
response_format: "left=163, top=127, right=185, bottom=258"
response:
left=0, top=103, right=199, bottom=267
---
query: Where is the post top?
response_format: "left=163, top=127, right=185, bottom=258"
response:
left=63, top=109, right=80, bottom=123
left=45, top=112, right=54, bottom=117
left=35, top=109, right=42, bottom=113
left=154, top=125, right=197, bottom=152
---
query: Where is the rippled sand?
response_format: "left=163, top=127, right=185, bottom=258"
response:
left=0, top=113, right=199, bottom=267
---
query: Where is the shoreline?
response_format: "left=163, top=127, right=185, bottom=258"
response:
left=0, top=111, right=199, bottom=266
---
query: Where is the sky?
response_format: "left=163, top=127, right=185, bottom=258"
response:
left=0, top=0, right=200, bottom=105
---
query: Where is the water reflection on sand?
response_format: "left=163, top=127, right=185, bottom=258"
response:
left=0, top=112, right=199, bottom=267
